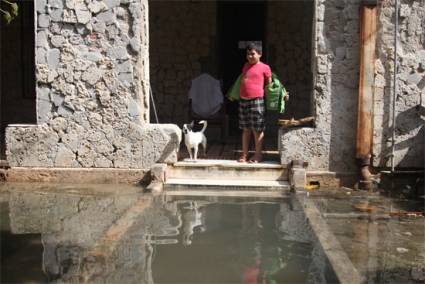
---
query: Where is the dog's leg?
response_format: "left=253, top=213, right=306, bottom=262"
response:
left=186, top=145, right=193, bottom=160
left=193, top=145, right=198, bottom=160
left=202, top=140, right=207, bottom=157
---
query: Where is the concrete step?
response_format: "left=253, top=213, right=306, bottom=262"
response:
left=0, top=160, right=9, bottom=169
left=169, top=159, right=288, bottom=181
left=164, top=178, right=290, bottom=191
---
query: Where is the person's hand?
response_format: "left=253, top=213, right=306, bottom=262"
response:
left=284, top=92, right=289, bottom=101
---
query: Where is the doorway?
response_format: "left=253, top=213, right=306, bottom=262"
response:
left=217, top=0, right=278, bottom=160
left=149, top=0, right=314, bottom=161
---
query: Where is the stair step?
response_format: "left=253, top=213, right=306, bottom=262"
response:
left=164, top=178, right=290, bottom=191
left=164, top=190, right=289, bottom=198
left=169, top=159, right=288, bottom=181
left=0, top=160, right=9, bottom=169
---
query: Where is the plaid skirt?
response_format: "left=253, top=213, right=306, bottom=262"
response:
left=238, top=97, right=265, bottom=132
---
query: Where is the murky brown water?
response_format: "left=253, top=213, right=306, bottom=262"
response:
left=0, top=183, right=338, bottom=284
left=310, top=191, right=425, bottom=283
left=1, top=183, right=424, bottom=283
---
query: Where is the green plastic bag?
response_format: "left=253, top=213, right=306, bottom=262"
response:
left=266, top=73, right=287, bottom=113
left=226, top=74, right=242, bottom=101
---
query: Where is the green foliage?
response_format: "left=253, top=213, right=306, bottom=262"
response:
left=1, top=0, right=18, bottom=24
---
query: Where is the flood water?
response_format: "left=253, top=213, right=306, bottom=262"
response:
left=0, top=183, right=338, bottom=284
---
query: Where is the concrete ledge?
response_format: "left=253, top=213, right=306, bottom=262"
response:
left=300, top=197, right=363, bottom=284
left=165, top=178, right=290, bottom=191
left=4, top=167, right=148, bottom=184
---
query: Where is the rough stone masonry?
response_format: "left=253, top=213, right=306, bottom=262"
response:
left=6, top=0, right=181, bottom=168
left=280, top=0, right=424, bottom=172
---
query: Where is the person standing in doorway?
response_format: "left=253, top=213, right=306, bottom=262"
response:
left=238, top=42, right=272, bottom=163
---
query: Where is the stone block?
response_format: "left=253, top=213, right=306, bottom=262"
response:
left=63, top=10, right=77, bottom=23
left=141, top=124, right=182, bottom=167
left=55, top=144, right=75, bottom=167
left=37, top=31, right=49, bottom=48
left=290, top=167, right=306, bottom=190
left=51, top=8, right=63, bottom=22
left=6, top=124, right=59, bottom=167
left=36, top=48, right=47, bottom=64
left=88, top=1, right=107, bottom=14
left=105, top=0, right=120, bottom=9
left=38, top=14, right=50, bottom=28
left=279, top=127, right=329, bottom=170
left=150, top=163, right=168, bottom=183
left=47, top=49, right=60, bottom=69
left=36, top=0, right=47, bottom=13
left=51, top=35, right=65, bottom=48
left=97, top=10, right=116, bottom=25
left=75, top=8, right=91, bottom=24
left=107, top=46, right=128, bottom=60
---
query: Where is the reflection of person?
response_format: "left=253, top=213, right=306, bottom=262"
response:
left=243, top=258, right=261, bottom=284
left=238, top=42, right=272, bottom=163
left=181, top=202, right=206, bottom=246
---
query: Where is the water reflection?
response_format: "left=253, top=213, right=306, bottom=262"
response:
left=1, top=188, right=336, bottom=283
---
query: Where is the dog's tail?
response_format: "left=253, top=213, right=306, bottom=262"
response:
left=199, top=120, right=208, bottom=133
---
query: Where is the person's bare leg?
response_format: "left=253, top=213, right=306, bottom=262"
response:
left=239, top=128, right=251, bottom=162
left=251, top=129, right=264, bottom=162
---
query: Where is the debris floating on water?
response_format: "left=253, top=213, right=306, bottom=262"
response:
left=396, top=247, right=409, bottom=253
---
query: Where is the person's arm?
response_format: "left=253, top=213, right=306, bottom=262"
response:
left=265, top=65, right=272, bottom=86
left=266, top=76, right=272, bottom=85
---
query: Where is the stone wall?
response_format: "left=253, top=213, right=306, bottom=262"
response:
left=6, top=0, right=181, bottom=169
left=280, top=0, right=361, bottom=172
left=266, top=0, right=314, bottom=119
left=373, top=0, right=425, bottom=168
left=149, top=0, right=218, bottom=126
left=280, top=0, right=424, bottom=172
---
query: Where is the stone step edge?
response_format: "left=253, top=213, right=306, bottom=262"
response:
left=167, top=174, right=289, bottom=182
left=164, top=190, right=291, bottom=198
left=165, top=178, right=290, bottom=187
left=173, top=160, right=287, bottom=169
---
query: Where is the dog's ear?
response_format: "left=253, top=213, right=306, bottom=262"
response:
left=190, top=121, right=194, bottom=128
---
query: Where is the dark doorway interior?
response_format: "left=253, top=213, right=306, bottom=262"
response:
left=0, top=0, right=36, bottom=159
left=217, top=1, right=278, bottom=156
left=218, top=0, right=266, bottom=120
left=218, top=1, right=266, bottom=93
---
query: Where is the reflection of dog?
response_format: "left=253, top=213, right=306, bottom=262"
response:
left=181, top=201, right=206, bottom=246
left=182, top=120, right=207, bottom=160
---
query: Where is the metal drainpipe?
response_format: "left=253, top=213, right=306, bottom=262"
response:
left=356, top=0, right=378, bottom=189
left=390, top=0, right=399, bottom=173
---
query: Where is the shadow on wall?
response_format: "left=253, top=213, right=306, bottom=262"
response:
left=394, top=105, right=425, bottom=167
left=158, top=132, right=181, bottom=162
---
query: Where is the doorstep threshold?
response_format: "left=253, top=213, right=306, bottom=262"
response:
left=175, top=159, right=284, bottom=169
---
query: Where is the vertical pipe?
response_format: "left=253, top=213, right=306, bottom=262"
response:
left=356, top=2, right=377, bottom=187
left=390, top=0, right=399, bottom=173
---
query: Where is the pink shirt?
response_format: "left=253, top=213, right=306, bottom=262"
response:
left=240, top=62, right=272, bottom=99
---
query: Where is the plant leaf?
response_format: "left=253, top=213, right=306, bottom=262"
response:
left=3, top=11, right=12, bottom=24
left=11, top=2, right=18, bottom=17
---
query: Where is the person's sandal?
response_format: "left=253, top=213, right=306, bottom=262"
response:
left=238, top=156, right=247, bottom=163
left=248, top=155, right=263, bottom=163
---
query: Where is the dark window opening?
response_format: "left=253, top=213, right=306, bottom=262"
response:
left=0, top=0, right=36, bottom=159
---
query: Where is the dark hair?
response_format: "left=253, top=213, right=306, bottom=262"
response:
left=246, top=42, right=262, bottom=54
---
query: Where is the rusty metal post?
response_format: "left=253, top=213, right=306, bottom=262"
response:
left=356, top=2, right=377, bottom=189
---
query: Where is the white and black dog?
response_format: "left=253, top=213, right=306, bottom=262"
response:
left=182, top=120, right=207, bottom=160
